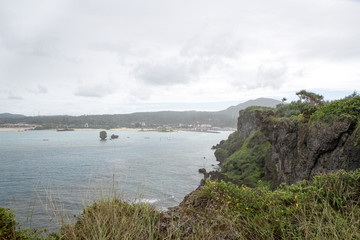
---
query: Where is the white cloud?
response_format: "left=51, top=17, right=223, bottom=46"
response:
left=0, top=0, right=359, bottom=115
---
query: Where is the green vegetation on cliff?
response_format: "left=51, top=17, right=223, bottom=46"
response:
left=3, top=170, right=359, bottom=239
left=0, top=207, right=44, bottom=239
left=214, top=91, right=360, bottom=188
left=196, top=170, right=360, bottom=239
left=214, top=131, right=243, bottom=164
left=311, top=96, right=360, bottom=124
left=221, top=130, right=270, bottom=187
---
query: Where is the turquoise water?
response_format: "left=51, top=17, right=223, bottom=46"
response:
left=0, top=129, right=231, bottom=231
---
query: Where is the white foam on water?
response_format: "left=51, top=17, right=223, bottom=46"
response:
left=135, top=198, right=160, bottom=204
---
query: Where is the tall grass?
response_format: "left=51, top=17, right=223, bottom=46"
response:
left=59, top=198, right=160, bottom=240
left=2, top=170, right=360, bottom=239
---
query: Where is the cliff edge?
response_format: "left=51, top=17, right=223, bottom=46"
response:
left=212, top=93, right=360, bottom=188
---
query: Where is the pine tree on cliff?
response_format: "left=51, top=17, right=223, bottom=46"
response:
left=296, top=89, right=324, bottom=107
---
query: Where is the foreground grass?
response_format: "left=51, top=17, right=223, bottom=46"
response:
left=59, top=199, right=160, bottom=239
left=2, top=169, right=360, bottom=239
left=196, top=169, right=360, bottom=239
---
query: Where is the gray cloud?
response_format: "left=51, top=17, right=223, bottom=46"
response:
left=181, top=23, right=242, bottom=59
left=133, top=58, right=214, bottom=86
left=8, top=94, right=23, bottom=100
left=75, top=84, right=116, bottom=98
left=298, top=34, right=360, bottom=60
left=256, top=62, right=287, bottom=88
left=91, top=42, right=151, bottom=57
left=27, top=84, right=48, bottom=94
left=230, top=61, right=287, bottom=90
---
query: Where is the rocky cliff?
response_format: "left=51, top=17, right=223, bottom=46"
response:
left=212, top=96, right=360, bottom=188
left=257, top=110, right=360, bottom=187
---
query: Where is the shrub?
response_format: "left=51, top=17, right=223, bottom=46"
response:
left=0, top=207, right=43, bottom=240
left=311, top=96, right=360, bottom=124
left=201, top=169, right=360, bottom=239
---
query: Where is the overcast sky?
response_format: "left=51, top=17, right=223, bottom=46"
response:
left=1, top=0, right=359, bottom=115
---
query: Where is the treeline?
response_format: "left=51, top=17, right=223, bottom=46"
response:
left=1, top=98, right=283, bottom=129
left=0, top=111, right=237, bottom=129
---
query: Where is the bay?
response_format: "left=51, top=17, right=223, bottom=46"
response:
left=0, top=129, right=231, bottom=231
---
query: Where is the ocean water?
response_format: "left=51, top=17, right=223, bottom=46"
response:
left=0, top=129, right=231, bottom=231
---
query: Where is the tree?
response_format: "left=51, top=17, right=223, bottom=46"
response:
left=296, top=90, right=324, bottom=107
left=281, top=97, right=287, bottom=104
left=345, top=90, right=359, bottom=99
left=99, top=130, right=107, bottom=140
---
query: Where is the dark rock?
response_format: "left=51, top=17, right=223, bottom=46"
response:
left=213, top=106, right=360, bottom=189
left=111, top=134, right=119, bottom=139
left=99, top=130, right=107, bottom=140
left=198, top=168, right=209, bottom=179
left=255, top=110, right=360, bottom=187
left=208, top=170, right=241, bottom=185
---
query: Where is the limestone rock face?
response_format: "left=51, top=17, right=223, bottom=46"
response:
left=237, top=109, right=258, bottom=140
left=254, top=110, right=360, bottom=187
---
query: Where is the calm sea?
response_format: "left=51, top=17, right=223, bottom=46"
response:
left=0, top=129, right=231, bottom=231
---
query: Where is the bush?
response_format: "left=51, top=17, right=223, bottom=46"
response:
left=276, top=100, right=318, bottom=118
left=201, top=169, right=360, bottom=239
left=0, top=207, right=43, bottom=240
left=311, top=96, right=360, bottom=124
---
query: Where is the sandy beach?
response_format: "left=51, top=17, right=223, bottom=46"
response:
left=0, top=127, right=157, bottom=132
left=0, top=128, right=29, bottom=131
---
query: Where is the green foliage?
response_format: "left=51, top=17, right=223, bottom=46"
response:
left=311, top=96, right=360, bottom=124
left=201, top=169, right=360, bottom=239
left=214, top=148, right=229, bottom=163
left=296, top=89, right=324, bottom=107
left=3, top=170, right=360, bottom=239
left=276, top=100, right=318, bottom=118
left=0, top=207, right=44, bottom=240
left=214, top=131, right=244, bottom=163
left=221, top=130, right=270, bottom=187
left=241, top=106, right=274, bottom=114
left=275, top=90, right=326, bottom=119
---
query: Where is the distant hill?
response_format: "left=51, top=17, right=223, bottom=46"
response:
left=0, top=113, right=26, bottom=119
left=217, top=98, right=281, bottom=118
left=0, top=98, right=280, bottom=128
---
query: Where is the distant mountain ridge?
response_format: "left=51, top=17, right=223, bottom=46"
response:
left=217, top=98, right=281, bottom=118
left=0, top=98, right=280, bottom=128
left=0, top=113, right=26, bottom=118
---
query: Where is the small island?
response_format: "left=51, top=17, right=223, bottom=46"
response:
left=110, top=134, right=119, bottom=139
left=56, top=128, right=74, bottom=132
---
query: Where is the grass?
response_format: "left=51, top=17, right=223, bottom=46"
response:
left=2, top=169, right=360, bottom=239
left=197, top=169, right=360, bottom=239
left=59, top=198, right=160, bottom=240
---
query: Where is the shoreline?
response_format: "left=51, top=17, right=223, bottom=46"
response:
left=0, top=127, right=158, bottom=132
left=0, top=127, right=232, bottom=132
